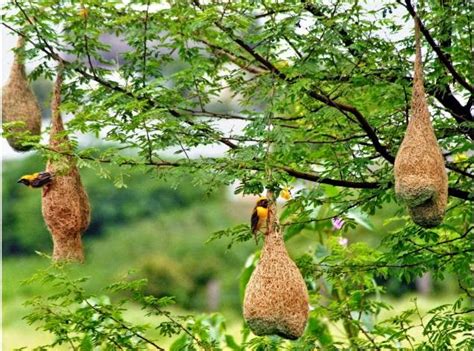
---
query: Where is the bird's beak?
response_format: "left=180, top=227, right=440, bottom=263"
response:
left=17, top=179, right=22, bottom=183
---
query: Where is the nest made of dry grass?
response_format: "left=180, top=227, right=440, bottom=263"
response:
left=243, top=197, right=309, bottom=340
left=2, top=36, right=41, bottom=151
left=42, top=66, right=90, bottom=262
left=394, top=18, right=448, bottom=228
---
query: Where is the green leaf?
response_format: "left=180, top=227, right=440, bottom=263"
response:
left=347, top=209, right=374, bottom=231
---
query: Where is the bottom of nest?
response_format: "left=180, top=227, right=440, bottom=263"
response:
left=396, top=177, right=438, bottom=208
left=409, top=202, right=444, bottom=228
left=396, top=180, right=446, bottom=228
left=246, top=317, right=302, bottom=340
left=52, top=233, right=84, bottom=263
left=6, top=137, right=35, bottom=152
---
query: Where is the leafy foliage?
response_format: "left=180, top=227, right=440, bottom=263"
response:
left=20, top=259, right=204, bottom=350
left=18, top=255, right=474, bottom=350
left=2, top=0, right=473, bottom=349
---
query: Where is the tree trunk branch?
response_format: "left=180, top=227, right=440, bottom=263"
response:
left=402, top=0, right=474, bottom=93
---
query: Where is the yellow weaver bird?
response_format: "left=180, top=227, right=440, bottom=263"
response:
left=17, top=172, right=54, bottom=195
left=250, top=197, right=269, bottom=244
left=280, top=187, right=292, bottom=200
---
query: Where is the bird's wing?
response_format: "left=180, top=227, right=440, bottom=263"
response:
left=39, top=171, right=53, bottom=178
left=31, top=172, right=53, bottom=187
left=251, top=207, right=259, bottom=233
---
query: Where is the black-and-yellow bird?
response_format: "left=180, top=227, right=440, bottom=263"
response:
left=17, top=172, right=54, bottom=195
left=250, top=197, right=269, bottom=243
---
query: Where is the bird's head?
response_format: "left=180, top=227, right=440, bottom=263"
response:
left=17, top=176, right=31, bottom=186
left=256, top=197, right=269, bottom=208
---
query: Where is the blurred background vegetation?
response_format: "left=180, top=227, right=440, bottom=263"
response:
left=3, top=154, right=461, bottom=349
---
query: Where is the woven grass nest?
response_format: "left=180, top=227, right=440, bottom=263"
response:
left=2, top=36, right=41, bottom=151
left=42, top=67, right=90, bottom=262
left=243, top=196, right=309, bottom=340
left=394, top=19, right=448, bottom=228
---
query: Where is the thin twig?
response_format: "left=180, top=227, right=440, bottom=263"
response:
left=84, top=300, right=165, bottom=350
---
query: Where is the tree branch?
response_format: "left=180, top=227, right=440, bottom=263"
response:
left=3, top=18, right=238, bottom=152
left=401, top=0, right=474, bottom=94
left=4, top=6, right=472, bottom=201
left=279, top=166, right=381, bottom=189
left=193, top=0, right=396, bottom=164
left=303, top=1, right=359, bottom=57
left=305, top=0, right=473, bottom=138
left=306, top=90, right=396, bottom=163
left=197, top=38, right=266, bottom=74
left=83, top=300, right=165, bottom=350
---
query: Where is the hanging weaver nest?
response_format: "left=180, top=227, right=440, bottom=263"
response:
left=243, top=194, right=309, bottom=340
left=42, top=67, right=90, bottom=262
left=2, top=36, right=41, bottom=151
left=394, top=18, right=448, bottom=228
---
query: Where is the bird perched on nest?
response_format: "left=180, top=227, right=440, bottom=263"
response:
left=17, top=172, right=54, bottom=196
left=251, top=197, right=269, bottom=244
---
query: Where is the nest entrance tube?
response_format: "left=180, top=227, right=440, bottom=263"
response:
left=394, top=18, right=448, bottom=228
left=243, top=194, right=309, bottom=340
left=1, top=36, right=42, bottom=151
left=41, top=66, right=90, bottom=262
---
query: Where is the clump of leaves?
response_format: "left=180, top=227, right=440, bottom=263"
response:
left=16, top=250, right=474, bottom=350
left=19, top=255, right=210, bottom=350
